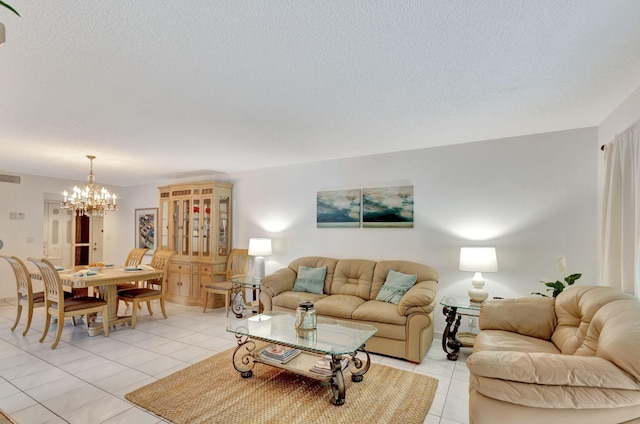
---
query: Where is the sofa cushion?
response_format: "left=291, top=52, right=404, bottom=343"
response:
left=552, top=286, right=637, bottom=355
left=272, top=291, right=327, bottom=310
left=474, top=330, right=561, bottom=355
left=467, top=351, right=640, bottom=390
left=372, top=260, right=439, bottom=300
left=375, top=270, right=417, bottom=304
left=352, top=300, right=407, bottom=325
left=292, top=266, right=327, bottom=294
left=314, top=294, right=366, bottom=319
left=329, top=259, right=376, bottom=300
left=470, top=374, right=640, bottom=410
left=288, top=257, right=339, bottom=294
left=575, top=299, right=640, bottom=381
left=479, top=297, right=556, bottom=340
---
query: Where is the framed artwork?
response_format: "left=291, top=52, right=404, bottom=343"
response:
left=135, top=208, right=157, bottom=253
left=362, top=185, right=414, bottom=228
left=317, top=189, right=361, bottom=228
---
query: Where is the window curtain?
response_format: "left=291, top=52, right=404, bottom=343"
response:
left=601, top=120, right=640, bottom=296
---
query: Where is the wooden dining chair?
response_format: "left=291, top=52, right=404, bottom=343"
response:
left=1, top=255, right=71, bottom=336
left=28, top=257, right=109, bottom=349
left=202, top=249, right=249, bottom=316
left=116, top=250, right=175, bottom=328
left=116, top=247, right=149, bottom=305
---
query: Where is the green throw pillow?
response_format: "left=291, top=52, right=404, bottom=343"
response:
left=292, top=266, right=327, bottom=295
left=376, top=269, right=417, bottom=304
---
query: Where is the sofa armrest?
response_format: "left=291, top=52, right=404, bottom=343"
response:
left=467, top=350, right=640, bottom=390
left=397, top=280, right=438, bottom=316
left=261, top=268, right=297, bottom=297
left=479, top=297, right=557, bottom=340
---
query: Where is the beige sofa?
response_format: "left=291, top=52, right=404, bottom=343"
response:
left=467, top=285, right=640, bottom=424
left=259, top=257, right=439, bottom=363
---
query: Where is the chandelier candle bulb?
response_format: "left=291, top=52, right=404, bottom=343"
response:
left=61, top=155, right=118, bottom=217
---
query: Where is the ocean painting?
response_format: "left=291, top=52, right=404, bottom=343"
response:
left=362, top=186, right=414, bottom=228
left=317, top=189, right=361, bottom=228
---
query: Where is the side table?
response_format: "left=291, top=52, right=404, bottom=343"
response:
left=440, top=298, right=481, bottom=361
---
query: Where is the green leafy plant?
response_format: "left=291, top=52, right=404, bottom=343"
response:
left=532, top=255, right=582, bottom=298
left=0, top=1, right=20, bottom=17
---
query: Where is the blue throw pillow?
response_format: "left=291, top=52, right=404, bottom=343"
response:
left=292, top=266, right=327, bottom=295
left=376, top=269, right=417, bottom=304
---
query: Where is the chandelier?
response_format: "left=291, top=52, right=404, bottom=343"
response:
left=61, top=155, right=118, bottom=217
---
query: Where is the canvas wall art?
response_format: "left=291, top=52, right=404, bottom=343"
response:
left=317, top=189, right=361, bottom=228
left=362, top=185, right=414, bottom=228
left=135, top=208, right=157, bottom=252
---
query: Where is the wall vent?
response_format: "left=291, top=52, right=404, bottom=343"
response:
left=0, top=174, right=20, bottom=184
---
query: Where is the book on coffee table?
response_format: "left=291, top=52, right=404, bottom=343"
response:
left=260, top=345, right=301, bottom=364
left=309, top=355, right=349, bottom=376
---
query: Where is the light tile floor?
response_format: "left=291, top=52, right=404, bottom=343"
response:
left=0, top=300, right=470, bottom=424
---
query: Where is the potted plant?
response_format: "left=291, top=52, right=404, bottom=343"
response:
left=532, top=255, right=582, bottom=298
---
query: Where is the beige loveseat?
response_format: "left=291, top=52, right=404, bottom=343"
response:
left=259, top=257, right=439, bottom=363
left=467, top=285, right=640, bottom=424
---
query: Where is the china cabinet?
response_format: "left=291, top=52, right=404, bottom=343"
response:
left=157, top=182, right=233, bottom=306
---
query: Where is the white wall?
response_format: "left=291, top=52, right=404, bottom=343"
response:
left=0, top=173, right=119, bottom=298
left=0, top=127, right=599, bottom=338
left=222, top=127, right=599, bottom=335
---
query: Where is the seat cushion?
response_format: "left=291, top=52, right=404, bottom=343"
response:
left=474, top=330, right=561, bottom=354
left=314, top=294, right=366, bottom=319
left=59, top=297, right=107, bottom=312
left=353, top=300, right=406, bottom=325
left=118, top=288, right=162, bottom=299
left=205, top=282, right=233, bottom=290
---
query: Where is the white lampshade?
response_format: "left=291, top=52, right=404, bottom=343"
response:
left=248, top=238, right=272, bottom=257
left=459, top=247, right=498, bottom=304
left=459, top=247, right=498, bottom=272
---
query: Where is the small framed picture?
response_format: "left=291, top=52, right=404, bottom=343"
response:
left=134, top=208, right=157, bottom=253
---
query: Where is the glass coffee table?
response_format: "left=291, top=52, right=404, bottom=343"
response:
left=226, top=311, right=378, bottom=405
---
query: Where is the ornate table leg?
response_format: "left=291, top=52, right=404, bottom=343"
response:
left=231, top=283, right=246, bottom=318
left=232, top=333, right=257, bottom=378
left=442, top=306, right=462, bottom=360
left=349, top=347, right=372, bottom=382
left=330, top=355, right=346, bottom=406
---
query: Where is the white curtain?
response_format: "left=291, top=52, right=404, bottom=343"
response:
left=601, top=120, right=640, bottom=296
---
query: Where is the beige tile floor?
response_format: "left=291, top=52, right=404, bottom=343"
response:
left=0, top=300, right=470, bottom=424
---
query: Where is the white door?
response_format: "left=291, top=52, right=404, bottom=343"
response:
left=44, top=202, right=73, bottom=268
left=91, top=217, right=104, bottom=264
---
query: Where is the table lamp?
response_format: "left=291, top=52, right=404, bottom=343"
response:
left=248, top=238, right=272, bottom=281
left=459, top=247, right=498, bottom=304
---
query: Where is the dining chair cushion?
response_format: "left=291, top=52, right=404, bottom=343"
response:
left=205, top=282, right=234, bottom=291
left=118, top=288, right=160, bottom=299
left=52, top=297, right=107, bottom=312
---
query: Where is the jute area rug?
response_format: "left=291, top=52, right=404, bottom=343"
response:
left=126, top=347, right=439, bottom=424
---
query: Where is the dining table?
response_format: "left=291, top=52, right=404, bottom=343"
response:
left=31, top=265, right=165, bottom=336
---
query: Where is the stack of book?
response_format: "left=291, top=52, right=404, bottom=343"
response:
left=260, top=345, right=301, bottom=364
left=309, top=355, right=349, bottom=376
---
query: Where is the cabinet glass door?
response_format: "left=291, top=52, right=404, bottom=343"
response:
left=218, top=196, right=229, bottom=256
left=202, top=197, right=212, bottom=259
left=160, top=199, right=169, bottom=250
left=192, top=199, right=200, bottom=257
left=181, top=199, right=190, bottom=256
left=171, top=200, right=180, bottom=254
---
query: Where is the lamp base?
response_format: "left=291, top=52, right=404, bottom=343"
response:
left=468, top=272, right=489, bottom=304
left=254, top=256, right=265, bottom=281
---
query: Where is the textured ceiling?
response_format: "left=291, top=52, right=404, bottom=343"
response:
left=1, top=1, right=640, bottom=186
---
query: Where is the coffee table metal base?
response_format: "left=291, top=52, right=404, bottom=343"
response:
left=231, top=334, right=371, bottom=406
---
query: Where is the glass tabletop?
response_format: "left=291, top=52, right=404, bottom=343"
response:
left=226, top=311, right=378, bottom=356
left=229, top=274, right=262, bottom=287
left=439, top=297, right=482, bottom=311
